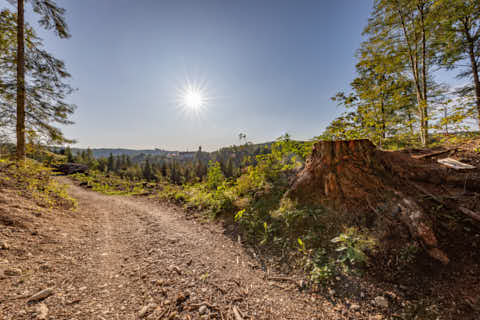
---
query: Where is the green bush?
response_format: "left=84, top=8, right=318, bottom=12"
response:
left=1, top=159, right=76, bottom=209
left=331, top=227, right=377, bottom=270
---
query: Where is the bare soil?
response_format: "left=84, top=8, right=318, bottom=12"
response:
left=1, top=178, right=350, bottom=320
left=1, top=171, right=479, bottom=319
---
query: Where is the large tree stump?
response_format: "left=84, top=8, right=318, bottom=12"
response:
left=287, top=140, right=450, bottom=264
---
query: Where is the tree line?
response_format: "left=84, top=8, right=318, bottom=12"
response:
left=58, top=142, right=274, bottom=185
left=322, top=0, right=479, bottom=147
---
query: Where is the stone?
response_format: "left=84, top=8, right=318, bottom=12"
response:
left=350, top=304, right=361, bottom=311
left=199, top=305, right=208, bottom=315
left=138, top=303, right=156, bottom=318
left=0, top=241, right=9, bottom=250
left=373, top=296, right=389, bottom=308
left=36, top=303, right=48, bottom=320
left=4, top=268, right=22, bottom=277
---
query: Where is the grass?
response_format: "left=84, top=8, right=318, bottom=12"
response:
left=70, top=170, right=153, bottom=196
left=0, top=158, right=77, bottom=210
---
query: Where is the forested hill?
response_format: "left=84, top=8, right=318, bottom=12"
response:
left=70, top=148, right=170, bottom=159
left=63, top=142, right=274, bottom=160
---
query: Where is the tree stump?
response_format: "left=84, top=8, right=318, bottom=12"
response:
left=287, top=140, right=450, bottom=264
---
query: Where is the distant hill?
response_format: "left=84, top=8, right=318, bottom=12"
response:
left=69, top=148, right=171, bottom=159
left=62, top=142, right=276, bottom=160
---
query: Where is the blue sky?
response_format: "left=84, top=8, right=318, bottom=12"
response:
left=7, top=0, right=376, bottom=151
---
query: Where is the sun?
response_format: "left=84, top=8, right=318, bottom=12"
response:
left=176, top=79, right=211, bottom=116
left=184, top=88, right=204, bottom=110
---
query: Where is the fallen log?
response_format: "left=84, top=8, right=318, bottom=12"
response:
left=458, top=207, right=480, bottom=223
left=437, top=158, right=476, bottom=170
left=412, top=148, right=457, bottom=159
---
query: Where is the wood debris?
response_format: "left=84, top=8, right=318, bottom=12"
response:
left=437, top=157, right=475, bottom=170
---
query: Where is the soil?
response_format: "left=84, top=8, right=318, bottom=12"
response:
left=1, top=178, right=347, bottom=320
left=1, top=168, right=479, bottom=319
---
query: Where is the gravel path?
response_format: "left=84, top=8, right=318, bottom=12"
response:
left=1, top=179, right=340, bottom=319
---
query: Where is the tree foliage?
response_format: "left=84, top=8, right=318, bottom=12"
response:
left=324, top=0, right=479, bottom=147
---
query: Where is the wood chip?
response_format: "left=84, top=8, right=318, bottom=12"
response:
left=27, top=288, right=54, bottom=303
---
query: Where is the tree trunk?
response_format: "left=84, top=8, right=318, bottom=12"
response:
left=286, top=139, right=457, bottom=264
left=397, top=6, right=427, bottom=146
left=465, top=30, right=480, bottom=129
left=16, top=0, right=26, bottom=160
left=419, top=2, right=429, bottom=145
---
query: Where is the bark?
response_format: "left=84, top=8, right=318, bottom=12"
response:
left=465, top=26, right=480, bottom=129
left=16, top=0, right=26, bottom=160
left=419, top=2, right=429, bottom=145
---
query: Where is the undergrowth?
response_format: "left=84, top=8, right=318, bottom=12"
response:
left=71, top=170, right=152, bottom=195
left=0, top=158, right=77, bottom=210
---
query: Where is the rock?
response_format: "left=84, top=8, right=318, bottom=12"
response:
left=28, top=288, right=54, bottom=303
left=199, top=305, right=208, bottom=315
left=36, top=303, right=48, bottom=320
left=350, top=304, right=361, bottom=311
left=138, top=303, right=156, bottom=318
left=298, top=279, right=307, bottom=290
left=138, top=306, right=149, bottom=318
left=373, top=296, right=389, bottom=308
left=0, top=241, right=9, bottom=250
left=4, top=268, right=22, bottom=277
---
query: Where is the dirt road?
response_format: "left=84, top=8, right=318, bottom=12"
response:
left=1, top=180, right=342, bottom=319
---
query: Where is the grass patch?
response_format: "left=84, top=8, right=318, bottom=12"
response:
left=0, top=158, right=77, bottom=210
left=71, top=170, right=151, bottom=195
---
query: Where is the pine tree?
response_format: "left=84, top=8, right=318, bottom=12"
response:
left=160, top=161, right=167, bottom=177
left=64, top=146, right=74, bottom=163
left=142, top=160, right=153, bottom=181
left=7, top=0, right=71, bottom=160
left=107, top=153, right=114, bottom=172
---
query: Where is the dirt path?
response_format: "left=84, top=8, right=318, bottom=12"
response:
left=1, top=179, right=345, bottom=319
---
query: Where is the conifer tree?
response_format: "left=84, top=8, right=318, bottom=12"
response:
left=7, top=0, right=71, bottom=160
left=107, top=153, right=114, bottom=172
left=64, top=145, right=73, bottom=162
left=142, top=159, right=153, bottom=181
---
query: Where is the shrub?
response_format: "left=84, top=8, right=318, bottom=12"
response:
left=331, top=227, right=377, bottom=270
left=1, top=159, right=76, bottom=209
left=206, top=161, right=225, bottom=190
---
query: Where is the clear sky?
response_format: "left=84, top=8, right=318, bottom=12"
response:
left=7, top=0, right=375, bottom=151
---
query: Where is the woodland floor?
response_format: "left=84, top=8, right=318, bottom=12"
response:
left=0, top=175, right=479, bottom=319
